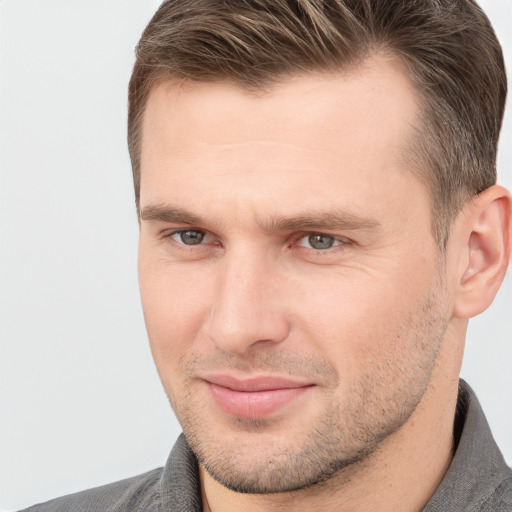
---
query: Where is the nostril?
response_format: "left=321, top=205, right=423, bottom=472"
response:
left=203, top=309, right=290, bottom=355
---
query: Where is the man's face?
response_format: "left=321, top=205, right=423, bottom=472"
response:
left=138, top=56, right=451, bottom=492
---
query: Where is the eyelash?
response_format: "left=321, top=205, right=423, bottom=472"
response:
left=165, top=229, right=352, bottom=253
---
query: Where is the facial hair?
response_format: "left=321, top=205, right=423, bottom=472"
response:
left=165, top=275, right=449, bottom=494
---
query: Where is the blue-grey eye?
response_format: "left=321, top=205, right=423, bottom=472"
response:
left=172, top=230, right=205, bottom=245
left=298, top=233, right=341, bottom=250
left=307, top=234, right=335, bottom=250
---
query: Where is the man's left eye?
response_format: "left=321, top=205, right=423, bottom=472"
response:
left=298, top=234, right=342, bottom=250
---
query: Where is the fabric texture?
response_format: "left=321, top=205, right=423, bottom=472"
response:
left=20, top=380, right=512, bottom=511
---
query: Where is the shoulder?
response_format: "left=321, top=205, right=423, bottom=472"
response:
left=19, top=434, right=202, bottom=512
left=19, top=467, right=164, bottom=512
left=480, top=475, right=512, bottom=512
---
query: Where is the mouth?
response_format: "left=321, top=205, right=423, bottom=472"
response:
left=203, top=374, right=315, bottom=419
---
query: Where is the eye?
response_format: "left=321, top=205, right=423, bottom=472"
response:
left=170, top=229, right=207, bottom=245
left=297, top=233, right=343, bottom=250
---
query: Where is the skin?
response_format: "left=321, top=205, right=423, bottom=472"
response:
left=137, top=55, right=511, bottom=511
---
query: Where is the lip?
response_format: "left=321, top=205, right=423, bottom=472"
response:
left=204, top=375, right=314, bottom=418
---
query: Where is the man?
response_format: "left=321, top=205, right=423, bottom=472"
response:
left=22, top=0, right=511, bottom=510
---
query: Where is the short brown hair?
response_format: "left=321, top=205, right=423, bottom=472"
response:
left=128, top=0, right=507, bottom=246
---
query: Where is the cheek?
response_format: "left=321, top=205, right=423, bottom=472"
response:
left=138, top=258, right=212, bottom=368
left=291, top=264, right=433, bottom=371
left=293, top=284, right=383, bottom=377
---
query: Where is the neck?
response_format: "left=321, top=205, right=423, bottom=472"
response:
left=201, top=323, right=465, bottom=512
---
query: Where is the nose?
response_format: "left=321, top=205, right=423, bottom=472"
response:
left=203, top=252, right=290, bottom=354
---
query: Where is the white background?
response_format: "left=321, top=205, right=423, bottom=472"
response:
left=0, top=1, right=511, bottom=510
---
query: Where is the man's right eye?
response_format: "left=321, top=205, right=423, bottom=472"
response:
left=170, top=230, right=206, bottom=245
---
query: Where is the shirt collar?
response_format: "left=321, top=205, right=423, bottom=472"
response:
left=424, top=379, right=511, bottom=511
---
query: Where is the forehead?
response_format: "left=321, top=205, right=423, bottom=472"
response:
left=139, top=55, right=425, bottom=228
left=141, top=54, right=419, bottom=153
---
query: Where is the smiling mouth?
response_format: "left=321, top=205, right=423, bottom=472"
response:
left=204, top=375, right=315, bottom=419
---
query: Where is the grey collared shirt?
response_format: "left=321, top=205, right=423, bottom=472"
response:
left=21, top=381, right=512, bottom=511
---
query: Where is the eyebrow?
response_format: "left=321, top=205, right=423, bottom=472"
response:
left=140, top=205, right=202, bottom=225
left=262, top=212, right=381, bottom=233
left=140, top=204, right=381, bottom=233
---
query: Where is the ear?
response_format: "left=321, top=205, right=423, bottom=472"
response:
left=453, top=185, right=512, bottom=319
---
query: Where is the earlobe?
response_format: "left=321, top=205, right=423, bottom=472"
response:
left=454, top=185, right=512, bottom=319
